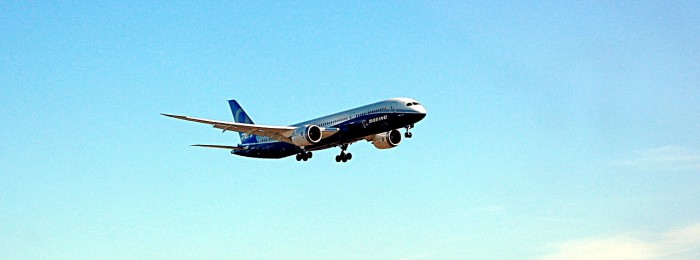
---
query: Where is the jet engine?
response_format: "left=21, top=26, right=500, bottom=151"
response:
left=291, top=125, right=322, bottom=147
left=371, top=129, right=402, bottom=149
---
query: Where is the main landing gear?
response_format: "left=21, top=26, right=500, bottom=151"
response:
left=296, top=151, right=313, bottom=161
left=335, top=144, right=352, bottom=163
left=405, top=124, right=414, bottom=138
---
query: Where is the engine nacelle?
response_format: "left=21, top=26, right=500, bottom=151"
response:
left=291, top=125, right=322, bottom=147
left=372, top=129, right=402, bottom=149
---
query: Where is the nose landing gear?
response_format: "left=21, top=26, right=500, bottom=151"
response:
left=405, top=124, right=414, bottom=138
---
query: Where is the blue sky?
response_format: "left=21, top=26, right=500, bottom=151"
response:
left=2, top=1, right=700, bottom=259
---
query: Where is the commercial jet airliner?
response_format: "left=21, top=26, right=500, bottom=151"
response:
left=162, top=97, right=426, bottom=163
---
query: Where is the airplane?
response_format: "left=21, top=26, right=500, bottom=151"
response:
left=162, top=97, right=426, bottom=163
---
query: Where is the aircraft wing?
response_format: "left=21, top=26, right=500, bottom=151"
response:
left=192, top=144, right=246, bottom=150
left=162, top=113, right=338, bottom=144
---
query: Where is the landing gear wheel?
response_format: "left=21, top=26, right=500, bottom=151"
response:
left=335, top=144, right=352, bottom=163
left=297, top=151, right=312, bottom=162
left=405, top=125, right=414, bottom=138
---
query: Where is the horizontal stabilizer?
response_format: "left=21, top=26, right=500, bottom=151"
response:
left=191, top=144, right=246, bottom=150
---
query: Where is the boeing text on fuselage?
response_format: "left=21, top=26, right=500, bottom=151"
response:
left=368, top=115, right=388, bottom=124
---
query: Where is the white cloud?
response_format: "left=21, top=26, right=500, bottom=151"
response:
left=540, top=223, right=700, bottom=260
left=615, top=145, right=700, bottom=172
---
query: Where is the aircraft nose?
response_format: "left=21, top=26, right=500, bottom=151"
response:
left=409, top=104, right=426, bottom=122
left=413, top=104, right=427, bottom=115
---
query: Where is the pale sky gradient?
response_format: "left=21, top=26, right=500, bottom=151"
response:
left=2, top=1, right=700, bottom=259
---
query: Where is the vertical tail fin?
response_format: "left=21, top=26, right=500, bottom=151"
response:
left=228, top=100, right=257, bottom=144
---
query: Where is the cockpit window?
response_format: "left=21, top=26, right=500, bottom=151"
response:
left=412, top=102, right=420, bottom=105
left=407, top=103, right=413, bottom=106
